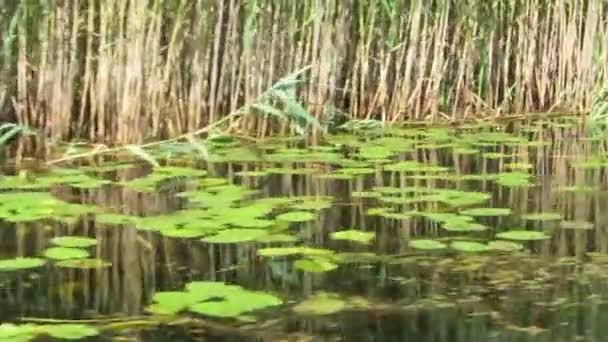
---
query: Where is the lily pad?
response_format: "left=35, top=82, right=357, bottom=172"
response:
left=293, top=294, right=346, bottom=315
left=0, top=257, right=46, bottom=272
left=409, top=239, right=448, bottom=250
left=258, top=247, right=334, bottom=258
left=43, top=247, right=89, bottom=260
left=201, top=229, right=268, bottom=244
left=560, top=220, right=594, bottom=230
left=188, top=290, right=282, bottom=318
left=330, top=230, right=375, bottom=244
left=56, top=258, right=112, bottom=269
left=488, top=241, right=524, bottom=252
left=451, top=241, right=490, bottom=253
left=276, top=211, right=316, bottom=223
left=50, top=236, right=97, bottom=248
left=459, top=208, right=512, bottom=217
left=495, top=230, right=550, bottom=241
left=294, top=257, right=338, bottom=273
left=522, top=212, right=562, bottom=221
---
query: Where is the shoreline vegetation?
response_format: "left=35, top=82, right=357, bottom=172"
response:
left=1, top=1, right=608, bottom=146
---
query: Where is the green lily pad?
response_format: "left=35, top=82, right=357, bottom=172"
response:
left=56, top=258, right=112, bottom=269
left=0, top=257, right=46, bottom=272
left=294, top=257, right=338, bottom=273
left=292, top=199, right=332, bottom=211
left=255, top=234, right=299, bottom=243
left=50, top=236, right=97, bottom=248
left=258, top=247, right=334, bottom=258
left=201, top=229, right=268, bottom=244
left=43, top=247, right=89, bottom=260
left=44, top=324, right=100, bottom=340
left=351, top=191, right=382, bottom=199
left=459, top=208, right=512, bottom=217
left=408, top=239, right=448, bottom=250
left=495, top=230, right=550, bottom=241
left=276, top=211, right=316, bottom=223
left=522, top=212, right=562, bottom=221
left=188, top=290, right=282, bottom=318
left=330, top=230, right=375, bottom=244
left=488, top=241, right=524, bottom=252
left=560, top=220, right=594, bottom=230
left=496, top=172, right=533, bottom=187
left=442, top=221, right=489, bottom=232
left=451, top=241, right=490, bottom=252
left=293, top=294, right=346, bottom=315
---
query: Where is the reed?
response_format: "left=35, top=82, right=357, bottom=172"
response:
left=1, top=0, right=607, bottom=143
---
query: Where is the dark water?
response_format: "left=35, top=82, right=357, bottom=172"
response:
left=2, top=118, right=608, bottom=341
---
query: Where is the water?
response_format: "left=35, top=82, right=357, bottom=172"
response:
left=1, top=117, right=608, bottom=341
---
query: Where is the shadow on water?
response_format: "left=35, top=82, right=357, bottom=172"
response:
left=2, top=117, right=608, bottom=341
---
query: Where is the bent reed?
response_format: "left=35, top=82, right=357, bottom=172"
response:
left=1, top=0, right=607, bottom=143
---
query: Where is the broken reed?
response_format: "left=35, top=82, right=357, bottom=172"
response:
left=1, top=0, right=607, bottom=143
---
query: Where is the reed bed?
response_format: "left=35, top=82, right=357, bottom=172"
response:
left=1, top=0, right=607, bottom=143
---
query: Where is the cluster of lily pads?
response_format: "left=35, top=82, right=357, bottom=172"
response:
left=0, top=117, right=601, bottom=338
left=0, top=235, right=110, bottom=272
left=0, top=323, right=98, bottom=341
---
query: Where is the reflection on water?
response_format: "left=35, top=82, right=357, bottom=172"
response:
left=3, top=118, right=608, bottom=341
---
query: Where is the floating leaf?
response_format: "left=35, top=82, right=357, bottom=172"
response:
left=276, top=211, right=316, bottom=222
left=451, top=241, right=490, bottom=253
left=43, top=247, right=89, bottom=260
left=294, top=257, right=338, bottom=273
left=560, top=220, right=594, bottom=230
left=293, top=294, right=346, bottom=315
left=258, top=246, right=334, bottom=258
left=409, top=239, right=448, bottom=250
left=459, top=208, right=512, bottom=217
left=50, top=236, right=97, bottom=248
left=201, top=229, right=268, bottom=244
left=522, top=212, right=562, bottom=221
left=0, top=257, right=46, bottom=272
left=256, top=234, right=299, bottom=243
left=292, top=199, right=332, bottom=211
left=488, top=241, right=524, bottom=252
left=352, top=191, right=382, bottom=199
left=496, top=230, right=550, bottom=241
left=330, top=230, right=375, bottom=244
left=56, top=259, right=112, bottom=269
left=496, top=172, right=533, bottom=187
left=44, top=324, right=100, bottom=340
left=189, top=290, right=282, bottom=318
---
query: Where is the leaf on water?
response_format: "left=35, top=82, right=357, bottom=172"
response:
left=276, top=211, right=316, bottom=222
left=442, top=221, right=489, bottom=232
left=258, top=246, right=334, bottom=258
left=560, top=220, right=594, bottom=230
left=352, top=191, right=382, bottom=199
left=294, top=257, right=338, bottom=273
left=488, top=241, right=524, bottom=252
left=189, top=290, right=282, bottom=318
left=50, top=236, right=97, bottom=248
left=44, top=324, right=100, bottom=340
left=125, top=145, right=160, bottom=167
left=293, top=293, right=346, bottom=315
left=161, top=228, right=211, bottom=238
left=459, top=208, right=512, bottom=217
left=0, top=257, right=46, bottom=272
left=495, top=230, right=550, bottom=241
left=522, top=212, right=562, bottom=221
left=330, top=230, right=375, bottom=244
left=235, top=170, right=270, bottom=177
left=408, top=239, right=448, bottom=250
left=256, top=234, right=299, bottom=243
left=200, top=229, right=268, bottom=244
left=451, top=241, right=490, bottom=253
left=56, top=258, right=112, bottom=269
left=366, top=207, right=393, bottom=216
left=496, top=172, right=533, bottom=187
left=292, top=199, right=332, bottom=211
left=43, top=247, right=89, bottom=260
